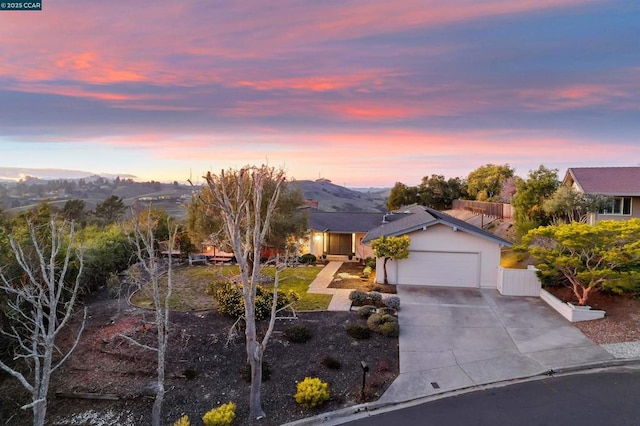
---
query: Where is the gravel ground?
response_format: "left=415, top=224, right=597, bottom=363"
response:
left=600, top=342, right=640, bottom=359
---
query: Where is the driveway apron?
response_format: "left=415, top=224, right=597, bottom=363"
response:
left=379, top=285, right=614, bottom=403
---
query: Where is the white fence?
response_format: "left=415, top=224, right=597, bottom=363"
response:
left=497, top=266, right=541, bottom=296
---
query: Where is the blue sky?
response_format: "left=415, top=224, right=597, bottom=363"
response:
left=1, top=0, right=638, bottom=186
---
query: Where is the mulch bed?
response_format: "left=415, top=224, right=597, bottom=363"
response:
left=0, top=290, right=398, bottom=426
left=328, top=262, right=397, bottom=294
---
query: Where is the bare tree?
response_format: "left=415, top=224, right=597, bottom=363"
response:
left=0, top=218, right=86, bottom=426
left=119, top=208, right=177, bottom=426
left=203, top=165, right=286, bottom=420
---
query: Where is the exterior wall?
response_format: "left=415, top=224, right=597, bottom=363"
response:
left=354, top=232, right=373, bottom=260
left=497, top=266, right=541, bottom=296
left=592, top=196, right=640, bottom=223
left=303, top=231, right=373, bottom=259
left=302, top=231, right=326, bottom=257
left=374, top=224, right=503, bottom=288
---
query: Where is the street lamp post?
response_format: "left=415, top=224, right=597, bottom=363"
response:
left=360, top=361, right=369, bottom=400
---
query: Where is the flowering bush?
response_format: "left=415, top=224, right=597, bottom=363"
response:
left=173, top=415, right=190, bottom=426
left=213, top=283, right=298, bottom=320
left=294, top=377, right=330, bottom=409
left=202, top=402, right=236, bottom=426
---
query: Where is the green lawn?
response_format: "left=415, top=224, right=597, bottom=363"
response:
left=129, top=264, right=330, bottom=311
left=500, top=247, right=531, bottom=269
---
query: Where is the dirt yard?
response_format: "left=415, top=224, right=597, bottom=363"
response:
left=327, top=262, right=396, bottom=294
left=0, top=289, right=398, bottom=425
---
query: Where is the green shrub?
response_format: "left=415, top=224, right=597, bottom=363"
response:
left=357, top=305, right=377, bottom=319
left=366, top=313, right=385, bottom=331
left=299, top=253, right=317, bottom=264
left=377, top=307, right=395, bottom=316
left=294, top=377, right=330, bottom=409
left=213, top=282, right=299, bottom=320
left=241, top=362, right=271, bottom=383
left=349, top=290, right=368, bottom=305
left=378, top=321, right=400, bottom=337
left=365, top=257, right=376, bottom=269
left=346, top=324, right=372, bottom=340
left=283, top=325, right=313, bottom=343
left=321, top=355, right=341, bottom=370
left=213, top=283, right=245, bottom=318
left=173, top=415, right=190, bottom=426
left=367, top=313, right=398, bottom=336
left=362, top=266, right=373, bottom=278
left=382, top=296, right=400, bottom=310
left=368, top=291, right=382, bottom=302
left=202, top=402, right=236, bottom=426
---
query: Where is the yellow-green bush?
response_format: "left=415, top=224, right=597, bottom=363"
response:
left=202, top=402, right=236, bottom=426
left=172, top=415, right=190, bottom=426
left=294, top=377, right=330, bottom=409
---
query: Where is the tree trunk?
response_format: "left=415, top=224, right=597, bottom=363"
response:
left=246, top=318, right=266, bottom=419
left=32, top=397, right=46, bottom=426
left=383, top=257, right=389, bottom=285
left=249, top=347, right=265, bottom=420
left=151, top=340, right=165, bottom=426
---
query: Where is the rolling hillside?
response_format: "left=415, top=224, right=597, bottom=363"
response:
left=293, top=180, right=388, bottom=212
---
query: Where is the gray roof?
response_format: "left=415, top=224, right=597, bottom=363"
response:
left=362, top=204, right=513, bottom=247
left=565, top=167, right=640, bottom=196
left=307, top=210, right=387, bottom=233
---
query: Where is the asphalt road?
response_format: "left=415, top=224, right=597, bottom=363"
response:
left=345, top=368, right=640, bottom=426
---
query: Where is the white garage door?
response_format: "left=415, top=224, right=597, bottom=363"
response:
left=398, top=251, right=480, bottom=287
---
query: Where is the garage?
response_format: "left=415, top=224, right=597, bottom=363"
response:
left=362, top=205, right=513, bottom=289
left=397, top=251, right=480, bottom=287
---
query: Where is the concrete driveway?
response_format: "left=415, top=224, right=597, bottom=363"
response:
left=379, top=286, right=614, bottom=403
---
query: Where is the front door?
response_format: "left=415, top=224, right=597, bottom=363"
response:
left=327, top=233, right=352, bottom=255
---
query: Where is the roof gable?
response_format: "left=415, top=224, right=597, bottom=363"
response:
left=362, top=205, right=512, bottom=247
left=565, top=167, right=640, bottom=196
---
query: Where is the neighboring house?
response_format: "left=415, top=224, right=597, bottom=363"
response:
left=563, top=167, right=640, bottom=224
left=362, top=205, right=512, bottom=288
left=301, top=210, right=387, bottom=260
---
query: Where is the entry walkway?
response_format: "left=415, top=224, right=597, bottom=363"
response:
left=307, top=261, right=352, bottom=311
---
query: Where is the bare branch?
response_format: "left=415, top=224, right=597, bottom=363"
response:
left=115, top=333, right=159, bottom=352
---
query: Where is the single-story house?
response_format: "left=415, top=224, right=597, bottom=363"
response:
left=563, top=167, right=640, bottom=224
left=300, top=210, right=387, bottom=260
left=362, top=205, right=512, bottom=288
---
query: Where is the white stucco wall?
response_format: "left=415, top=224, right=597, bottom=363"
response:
left=374, top=224, right=503, bottom=288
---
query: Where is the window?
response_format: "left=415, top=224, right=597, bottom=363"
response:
left=599, top=197, right=632, bottom=215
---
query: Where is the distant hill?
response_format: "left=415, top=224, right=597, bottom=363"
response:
left=293, top=180, right=387, bottom=212
left=0, top=166, right=137, bottom=182
left=1, top=171, right=389, bottom=217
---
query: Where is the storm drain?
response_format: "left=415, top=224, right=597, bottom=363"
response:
left=431, top=382, right=440, bottom=389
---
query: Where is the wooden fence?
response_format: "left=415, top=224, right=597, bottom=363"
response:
left=452, top=200, right=513, bottom=219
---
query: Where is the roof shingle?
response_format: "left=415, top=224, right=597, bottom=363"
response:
left=566, top=167, right=640, bottom=196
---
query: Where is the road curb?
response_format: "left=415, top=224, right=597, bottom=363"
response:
left=283, top=357, right=640, bottom=425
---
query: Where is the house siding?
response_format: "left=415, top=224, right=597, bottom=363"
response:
left=375, top=224, right=501, bottom=289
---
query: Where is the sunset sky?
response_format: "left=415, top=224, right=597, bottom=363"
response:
left=1, top=0, right=638, bottom=187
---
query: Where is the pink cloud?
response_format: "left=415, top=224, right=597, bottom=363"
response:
left=518, top=83, right=635, bottom=111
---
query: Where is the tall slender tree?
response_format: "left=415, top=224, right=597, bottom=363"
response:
left=201, top=165, right=286, bottom=419
left=120, top=208, right=177, bottom=426
left=0, top=218, right=86, bottom=426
